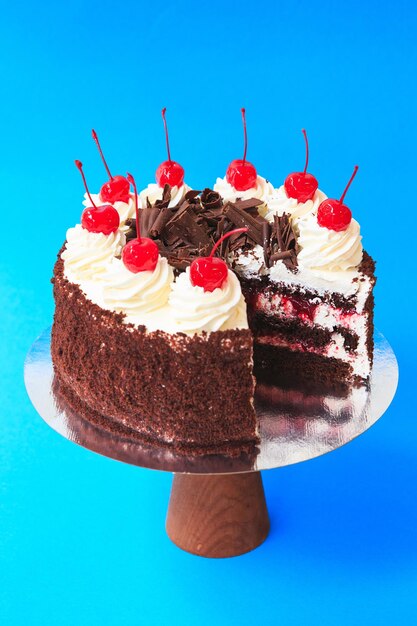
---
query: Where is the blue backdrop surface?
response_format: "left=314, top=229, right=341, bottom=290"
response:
left=1, top=0, right=416, bottom=624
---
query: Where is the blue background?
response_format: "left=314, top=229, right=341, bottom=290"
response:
left=1, top=0, right=416, bottom=624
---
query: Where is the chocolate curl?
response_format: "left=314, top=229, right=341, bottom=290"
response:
left=267, top=213, right=298, bottom=271
left=201, top=188, right=223, bottom=211
left=262, top=221, right=272, bottom=267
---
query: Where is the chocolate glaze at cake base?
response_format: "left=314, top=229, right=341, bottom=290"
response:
left=52, top=257, right=258, bottom=457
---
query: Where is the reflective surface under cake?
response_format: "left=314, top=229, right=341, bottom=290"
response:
left=24, top=328, right=398, bottom=474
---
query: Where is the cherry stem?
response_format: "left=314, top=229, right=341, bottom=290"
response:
left=126, top=173, right=141, bottom=242
left=92, top=129, right=113, bottom=180
left=210, top=228, right=248, bottom=258
left=340, top=165, right=359, bottom=204
left=75, top=160, right=96, bottom=208
left=161, top=108, right=171, bottom=163
left=302, top=129, right=309, bottom=174
left=241, top=108, right=248, bottom=164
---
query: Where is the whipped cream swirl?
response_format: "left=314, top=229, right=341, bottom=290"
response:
left=62, top=224, right=125, bottom=283
left=103, top=256, right=174, bottom=318
left=139, top=183, right=191, bottom=208
left=264, top=185, right=327, bottom=223
left=169, top=268, right=248, bottom=334
left=214, top=175, right=274, bottom=207
left=82, top=193, right=135, bottom=230
left=297, top=214, right=363, bottom=275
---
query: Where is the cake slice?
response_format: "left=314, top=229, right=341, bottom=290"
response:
left=225, top=157, right=375, bottom=392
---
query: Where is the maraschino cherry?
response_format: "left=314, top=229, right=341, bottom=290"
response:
left=75, top=160, right=120, bottom=235
left=284, top=129, right=318, bottom=203
left=122, top=173, right=159, bottom=273
left=190, top=228, right=248, bottom=292
left=317, top=166, right=359, bottom=232
left=155, top=108, right=185, bottom=188
left=226, top=108, right=257, bottom=192
left=92, top=129, right=130, bottom=204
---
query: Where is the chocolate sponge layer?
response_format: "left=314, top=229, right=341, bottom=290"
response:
left=51, top=256, right=258, bottom=456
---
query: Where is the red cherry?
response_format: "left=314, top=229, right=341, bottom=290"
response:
left=156, top=160, right=185, bottom=188
left=92, top=129, right=130, bottom=204
left=317, top=165, right=359, bottom=231
left=121, top=172, right=159, bottom=273
left=284, top=129, right=318, bottom=203
left=226, top=108, right=257, bottom=192
left=316, top=200, right=352, bottom=232
left=285, top=172, right=318, bottom=203
left=155, top=108, right=184, bottom=188
left=81, top=205, right=120, bottom=235
left=226, top=159, right=257, bottom=192
left=190, top=257, right=228, bottom=292
left=100, top=175, right=130, bottom=204
left=122, top=238, right=159, bottom=273
left=75, top=160, right=120, bottom=235
left=190, top=228, right=248, bottom=292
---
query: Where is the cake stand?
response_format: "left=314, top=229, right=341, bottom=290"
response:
left=24, top=328, right=398, bottom=558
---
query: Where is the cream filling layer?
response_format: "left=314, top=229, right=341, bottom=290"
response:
left=256, top=332, right=370, bottom=379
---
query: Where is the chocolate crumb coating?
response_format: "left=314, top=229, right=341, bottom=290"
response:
left=51, top=255, right=258, bottom=456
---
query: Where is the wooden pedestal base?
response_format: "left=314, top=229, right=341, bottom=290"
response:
left=166, top=471, right=270, bottom=558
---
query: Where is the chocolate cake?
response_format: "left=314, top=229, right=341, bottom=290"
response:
left=51, top=120, right=376, bottom=456
left=52, top=254, right=256, bottom=455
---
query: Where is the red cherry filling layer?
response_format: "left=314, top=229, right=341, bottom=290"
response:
left=226, top=108, right=257, bottom=192
left=284, top=129, right=318, bottom=203
left=190, top=228, right=248, bottom=292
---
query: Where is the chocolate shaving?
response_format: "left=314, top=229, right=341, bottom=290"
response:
left=225, top=200, right=267, bottom=247
left=164, top=204, right=212, bottom=252
left=234, top=198, right=263, bottom=211
left=124, top=218, right=137, bottom=242
left=266, top=213, right=298, bottom=271
left=124, top=185, right=299, bottom=276
left=262, top=221, right=272, bottom=266
left=154, top=184, right=172, bottom=208
left=140, top=207, right=162, bottom=237
left=149, top=208, right=172, bottom=237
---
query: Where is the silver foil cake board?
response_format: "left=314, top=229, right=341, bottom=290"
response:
left=24, top=328, right=398, bottom=476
